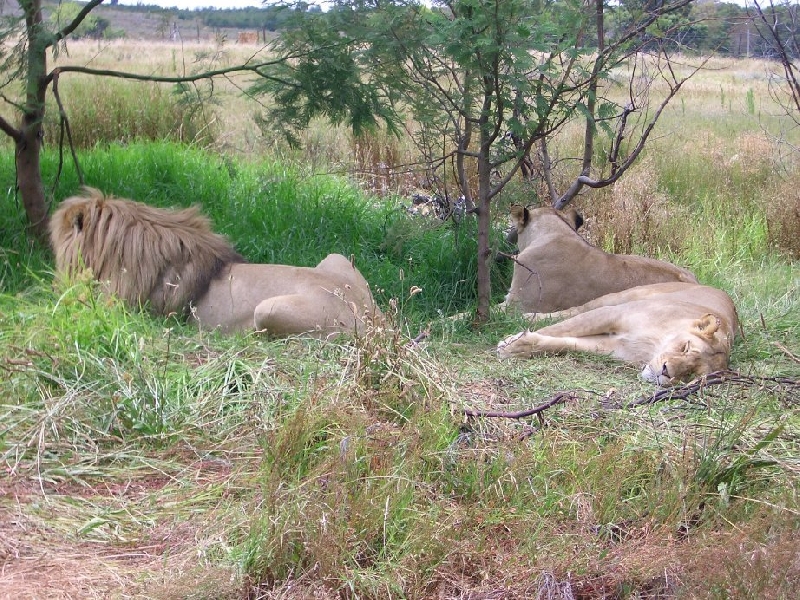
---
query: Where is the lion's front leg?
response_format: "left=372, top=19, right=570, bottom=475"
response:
left=497, top=330, right=550, bottom=358
left=497, top=329, right=620, bottom=359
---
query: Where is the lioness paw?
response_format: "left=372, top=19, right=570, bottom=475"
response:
left=497, top=330, right=535, bottom=358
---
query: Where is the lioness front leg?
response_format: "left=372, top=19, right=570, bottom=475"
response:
left=498, top=306, right=653, bottom=363
left=497, top=329, right=622, bottom=359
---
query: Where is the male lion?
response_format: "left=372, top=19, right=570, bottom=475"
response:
left=497, top=282, right=738, bottom=386
left=50, top=188, right=381, bottom=337
left=502, top=205, right=698, bottom=313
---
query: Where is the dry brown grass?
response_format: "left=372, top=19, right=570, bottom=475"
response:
left=0, top=443, right=262, bottom=599
left=763, top=178, right=800, bottom=258
left=585, top=156, right=691, bottom=255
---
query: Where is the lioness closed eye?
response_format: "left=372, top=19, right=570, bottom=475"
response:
left=497, top=282, right=738, bottom=386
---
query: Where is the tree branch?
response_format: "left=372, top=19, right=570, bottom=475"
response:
left=462, top=391, right=577, bottom=419
left=53, top=0, right=105, bottom=44
left=751, top=0, right=800, bottom=116
left=630, top=371, right=800, bottom=407
left=44, top=60, right=296, bottom=88
left=51, top=70, right=83, bottom=190
left=554, top=53, right=710, bottom=209
left=0, top=114, right=21, bottom=142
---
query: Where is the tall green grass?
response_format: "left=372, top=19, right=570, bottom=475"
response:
left=0, top=142, right=510, bottom=322
left=43, top=78, right=217, bottom=148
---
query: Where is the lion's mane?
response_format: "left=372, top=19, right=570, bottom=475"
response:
left=49, top=187, right=243, bottom=316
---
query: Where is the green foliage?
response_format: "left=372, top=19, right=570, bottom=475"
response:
left=253, top=9, right=401, bottom=146
left=48, top=2, right=108, bottom=39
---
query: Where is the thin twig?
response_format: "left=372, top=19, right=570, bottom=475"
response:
left=774, top=342, right=800, bottom=365
left=408, top=327, right=430, bottom=346
left=462, top=391, right=577, bottom=419
left=51, top=70, right=84, bottom=188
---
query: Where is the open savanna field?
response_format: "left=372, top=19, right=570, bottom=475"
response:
left=1, top=39, right=799, bottom=599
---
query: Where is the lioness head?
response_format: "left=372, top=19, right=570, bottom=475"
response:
left=508, top=205, right=584, bottom=249
left=641, top=313, right=732, bottom=386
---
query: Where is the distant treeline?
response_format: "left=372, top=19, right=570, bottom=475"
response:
left=111, top=1, right=795, bottom=59
left=110, top=4, right=318, bottom=33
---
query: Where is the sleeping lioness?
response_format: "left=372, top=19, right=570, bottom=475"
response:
left=497, top=282, right=738, bottom=386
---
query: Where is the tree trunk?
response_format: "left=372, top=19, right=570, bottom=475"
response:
left=17, top=0, right=50, bottom=243
left=474, top=139, right=493, bottom=323
left=16, top=120, right=48, bottom=242
left=475, top=189, right=492, bottom=323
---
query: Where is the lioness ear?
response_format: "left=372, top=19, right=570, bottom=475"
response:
left=561, top=207, right=584, bottom=231
left=509, top=204, right=529, bottom=229
left=695, top=313, right=721, bottom=339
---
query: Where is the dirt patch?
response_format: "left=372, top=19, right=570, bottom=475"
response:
left=0, top=453, right=250, bottom=599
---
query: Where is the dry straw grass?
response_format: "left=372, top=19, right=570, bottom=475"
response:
left=762, top=171, right=800, bottom=258
left=586, top=156, right=691, bottom=255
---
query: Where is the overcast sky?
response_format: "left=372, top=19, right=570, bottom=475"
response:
left=118, top=1, right=266, bottom=9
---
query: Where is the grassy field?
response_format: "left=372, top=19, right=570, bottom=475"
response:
left=0, top=40, right=799, bottom=599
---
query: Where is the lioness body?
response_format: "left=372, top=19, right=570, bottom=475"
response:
left=50, top=189, right=380, bottom=337
left=503, top=206, right=698, bottom=313
left=498, top=282, right=738, bottom=386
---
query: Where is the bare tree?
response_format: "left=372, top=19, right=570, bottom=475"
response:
left=749, top=0, right=800, bottom=122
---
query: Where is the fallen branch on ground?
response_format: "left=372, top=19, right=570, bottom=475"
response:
left=461, top=391, right=578, bottom=419
left=458, top=372, right=800, bottom=424
left=629, top=370, right=800, bottom=406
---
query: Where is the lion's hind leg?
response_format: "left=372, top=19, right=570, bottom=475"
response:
left=254, top=294, right=356, bottom=337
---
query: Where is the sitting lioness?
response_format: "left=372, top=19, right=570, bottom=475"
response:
left=502, top=205, right=698, bottom=313
left=497, top=282, right=738, bottom=386
left=49, top=188, right=381, bottom=337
